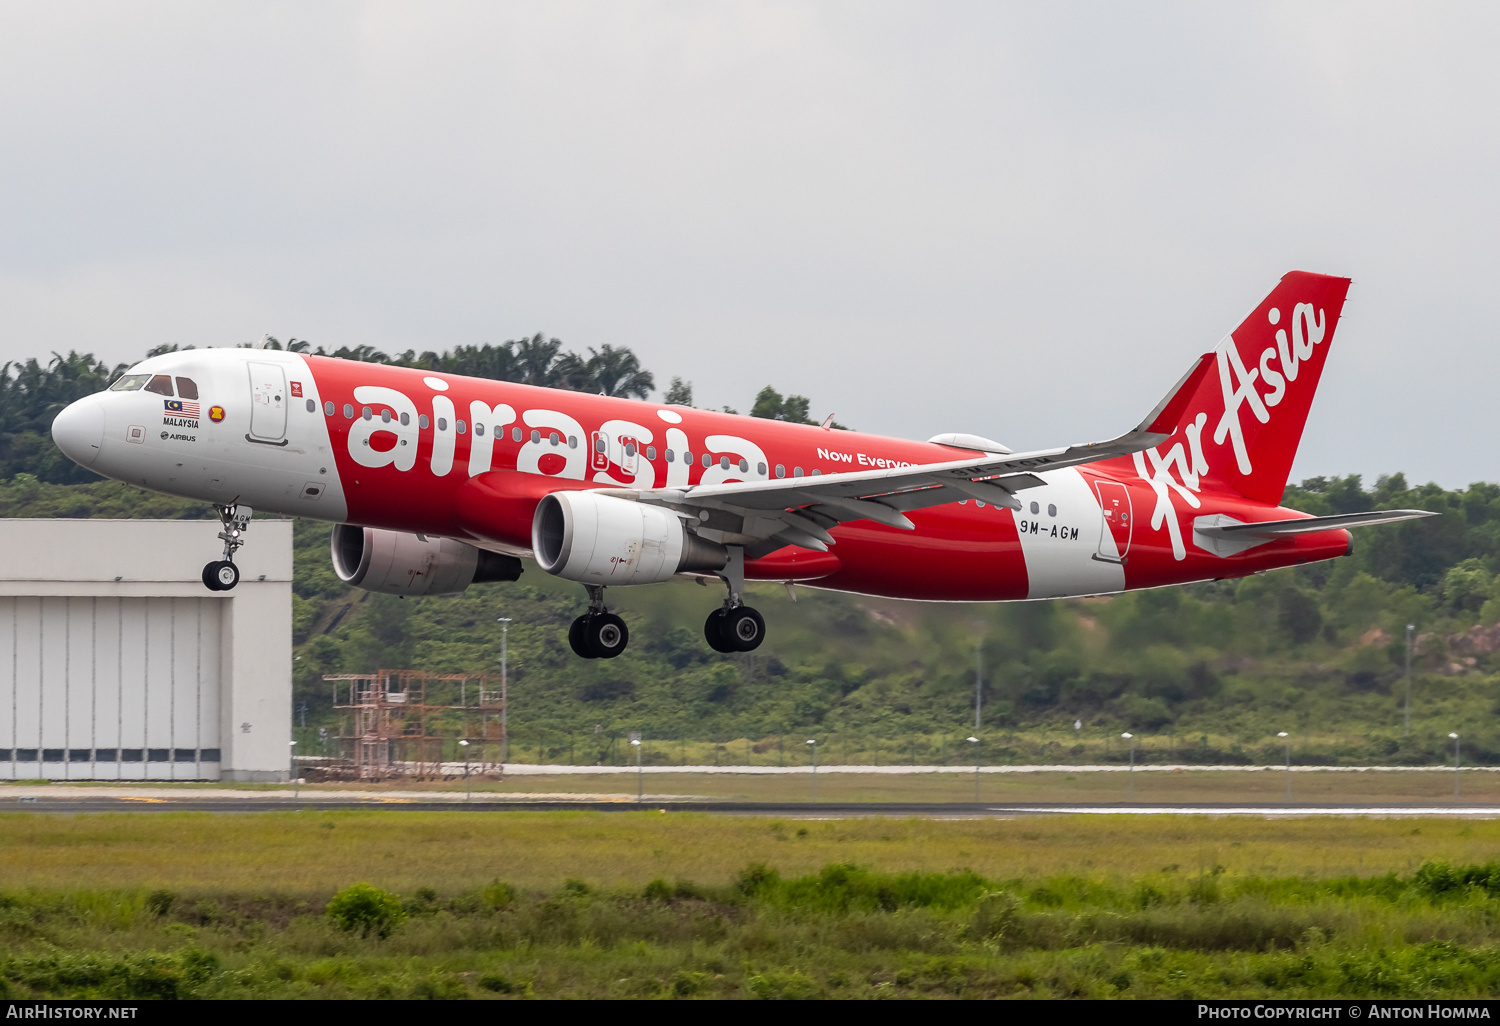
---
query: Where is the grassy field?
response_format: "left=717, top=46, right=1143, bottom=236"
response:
left=5, top=812, right=1500, bottom=998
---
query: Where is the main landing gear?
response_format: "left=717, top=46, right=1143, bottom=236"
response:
left=704, top=546, right=765, bottom=654
left=202, top=503, right=251, bottom=592
left=568, top=586, right=630, bottom=659
left=563, top=548, right=769, bottom=659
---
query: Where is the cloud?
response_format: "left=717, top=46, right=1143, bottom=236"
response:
left=0, top=1, right=1495, bottom=486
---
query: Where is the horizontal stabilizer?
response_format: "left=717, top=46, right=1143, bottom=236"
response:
left=1195, top=509, right=1438, bottom=537
left=1192, top=509, right=1438, bottom=559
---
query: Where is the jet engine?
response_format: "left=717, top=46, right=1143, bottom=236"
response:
left=532, top=491, right=727, bottom=586
left=331, top=525, right=523, bottom=597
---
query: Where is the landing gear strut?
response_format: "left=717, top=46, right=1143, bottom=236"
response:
left=569, top=586, right=629, bottom=659
left=202, top=503, right=251, bottom=592
left=704, top=546, right=766, bottom=653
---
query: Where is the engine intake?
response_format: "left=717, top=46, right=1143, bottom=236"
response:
left=532, top=491, right=727, bottom=585
left=331, top=525, right=522, bottom=597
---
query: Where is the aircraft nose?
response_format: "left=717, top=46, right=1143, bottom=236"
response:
left=51, top=398, right=105, bottom=467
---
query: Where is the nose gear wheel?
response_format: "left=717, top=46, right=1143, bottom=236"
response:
left=202, top=560, right=240, bottom=592
left=202, top=503, right=252, bottom=592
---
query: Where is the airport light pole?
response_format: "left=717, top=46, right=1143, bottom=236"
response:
left=1278, top=732, right=1291, bottom=802
left=967, top=736, right=980, bottom=803
left=1450, top=732, right=1461, bottom=799
left=807, top=739, right=818, bottom=801
left=459, top=740, right=470, bottom=802
left=974, top=639, right=983, bottom=731
left=289, top=740, right=298, bottom=800
left=1122, top=733, right=1135, bottom=796
left=630, top=734, right=642, bottom=803
left=1405, top=624, right=1415, bottom=737
left=497, top=617, right=512, bottom=766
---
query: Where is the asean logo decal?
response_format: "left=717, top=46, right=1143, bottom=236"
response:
left=208, top=406, right=226, bottom=423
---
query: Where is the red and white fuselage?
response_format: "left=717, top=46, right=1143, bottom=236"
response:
left=51, top=272, right=1416, bottom=621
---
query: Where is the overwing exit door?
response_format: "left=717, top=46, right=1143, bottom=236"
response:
left=1092, top=480, right=1133, bottom=564
left=247, top=362, right=288, bottom=443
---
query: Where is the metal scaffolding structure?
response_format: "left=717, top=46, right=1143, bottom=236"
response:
left=324, top=669, right=505, bottom=780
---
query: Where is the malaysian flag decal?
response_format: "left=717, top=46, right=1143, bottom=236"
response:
left=164, top=399, right=200, bottom=418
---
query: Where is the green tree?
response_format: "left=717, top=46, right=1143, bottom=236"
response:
left=750, top=386, right=816, bottom=424
left=663, top=377, right=694, bottom=406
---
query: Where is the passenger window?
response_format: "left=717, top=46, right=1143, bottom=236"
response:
left=811, top=469, right=822, bottom=476
left=437, top=417, right=448, bottom=430
left=305, top=399, right=315, bottom=413
left=532, top=430, right=540, bottom=444
left=1048, top=504, right=1057, bottom=517
left=754, top=461, right=764, bottom=475
left=594, top=436, right=606, bottom=453
left=475, top=423, right=484, bottom=436
left=625, top=443, right=636, bottom=458
left=568, top=435, right=577, bottom=448
left=512, top=427, right=522, bottom=442
left=647, top=446, right=656, bottom=460
left=174, top=377, right=198, bottom=400
left=419, top=415, right=429, bottom=429
left=109, top=374, right=150, bottom=392
left=701, top=454, right=711, bottom=468
left=683, top=450, right=692, bottom=463
left=1030, top=501, right=1039, bottom=515
left=775, top=464, right=785, bottom=478
left=362, top=407, right=372, bottom=420
left=549, top=432, right=560, bottom=446
left=144, top=375, right=174, bottom=396
left=666, top=449, right=675, bottom=463
left=400, top=412, right=410, bottom=426
left=324, top=401, right=334, bottom=416
left=343, top=404, right=353, bottom=419
left=380, top=409, right=391, bottom=423
left=456, top=420, right=467, bottom=434
left=793, top=467, right=803, bottom=478
left=719, top=456, right=730, bottom=470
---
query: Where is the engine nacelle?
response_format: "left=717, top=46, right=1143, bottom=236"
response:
left=331, top=525, right=523, bottom=597
left=532, top=491, right=727, bottom=585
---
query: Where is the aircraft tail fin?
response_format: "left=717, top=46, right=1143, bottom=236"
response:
left=1139, top=271, right=1352, bottom=505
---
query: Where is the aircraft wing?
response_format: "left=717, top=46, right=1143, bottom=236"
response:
left=624, top=353, right=1215, bottom=555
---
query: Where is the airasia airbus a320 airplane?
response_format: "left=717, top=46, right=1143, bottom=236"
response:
left=50, top=271, right=1432, bottom=659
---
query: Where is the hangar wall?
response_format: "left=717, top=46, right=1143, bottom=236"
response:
left=0, top=519, right=293, bottom=781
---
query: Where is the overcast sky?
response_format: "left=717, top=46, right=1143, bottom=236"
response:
left=0, top=2, right=1495, bottom=489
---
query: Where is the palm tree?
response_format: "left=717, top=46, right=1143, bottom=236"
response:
left=584, top=345, right=654, bottom=399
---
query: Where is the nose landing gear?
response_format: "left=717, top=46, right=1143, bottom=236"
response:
left=568, top=586, right=630, bottom=659
left=704, top=546, right=766, bottom=653
left=202, top=503, right=251, bottom=592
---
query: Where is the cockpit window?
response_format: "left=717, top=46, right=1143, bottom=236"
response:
left=174, top=377, right=198, bottom=400
left=109, top=374, right=150, bottom=392
left=144, top=375, right=174, bottom=397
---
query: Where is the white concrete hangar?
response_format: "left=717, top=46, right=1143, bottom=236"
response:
left=0, top=519, right=292, bottom=781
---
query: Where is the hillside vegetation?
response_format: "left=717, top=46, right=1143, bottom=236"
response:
left=2, top=470, right=1497, bottom=767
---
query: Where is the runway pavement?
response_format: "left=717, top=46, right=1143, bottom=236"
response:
left=6, top=788, right=1500, bottom=817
